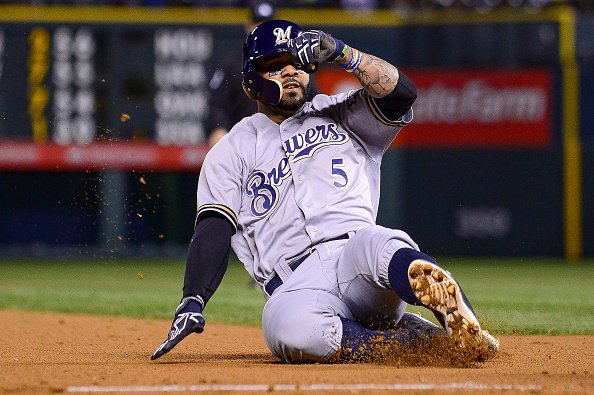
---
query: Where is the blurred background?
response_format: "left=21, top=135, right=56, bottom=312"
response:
left=0, top=0, right=592, bottom=261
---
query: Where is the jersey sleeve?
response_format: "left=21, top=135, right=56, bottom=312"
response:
left=196, top=135, right=244, bottom=233
left=335, top=89, right=413, bottom=161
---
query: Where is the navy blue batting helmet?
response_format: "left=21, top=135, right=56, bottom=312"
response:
left=242, top=19, right=303, bottom=105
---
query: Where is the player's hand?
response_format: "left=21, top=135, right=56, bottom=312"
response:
left=288, top=30, right=345, bottom=73
left=150, top=296, right=205, bottom=360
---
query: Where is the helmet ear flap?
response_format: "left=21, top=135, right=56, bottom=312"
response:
left=242, top=71, right=283, bottom=105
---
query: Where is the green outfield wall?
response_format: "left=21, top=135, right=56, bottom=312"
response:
left=0, top=5, right=591, bottom=258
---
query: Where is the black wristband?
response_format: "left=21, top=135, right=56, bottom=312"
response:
left=330, top=37, right=346, bottom=62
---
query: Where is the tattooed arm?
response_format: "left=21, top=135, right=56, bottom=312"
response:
left=287, top=30, right=415, bottom=118
left=337, top=49, right=399, bottom=99
left=335, top=46, right=416, bottom=121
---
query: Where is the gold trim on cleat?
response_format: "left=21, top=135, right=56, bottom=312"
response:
left=408, top=259, right=483, bottom=349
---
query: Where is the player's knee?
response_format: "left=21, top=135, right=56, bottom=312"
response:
left=267, top=319, right=325, bottom=363
left=262, top=293, right=341, bottom=363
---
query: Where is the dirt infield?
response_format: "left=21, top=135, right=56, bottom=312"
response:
left=0, top=310, right=592, bottom=394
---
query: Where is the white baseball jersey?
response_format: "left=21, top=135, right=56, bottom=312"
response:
left=197, top=89, right=412, bottom=285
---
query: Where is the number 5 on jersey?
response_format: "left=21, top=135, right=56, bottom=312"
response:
left=331, top=158, right=348, bottom=188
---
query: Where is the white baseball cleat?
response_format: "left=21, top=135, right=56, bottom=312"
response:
left=408, top=259, right=483, bottom=349
left=480, top=329, right=500, bottom=355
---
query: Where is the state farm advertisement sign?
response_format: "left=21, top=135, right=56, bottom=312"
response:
left=315, top=68, right=552, bottom=148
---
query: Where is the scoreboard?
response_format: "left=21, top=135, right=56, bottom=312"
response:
left=20, top=26, right=100, bottom=144
left=0, top=6, right=248, bottom=170
left=0, top=22, right=218, bottom=144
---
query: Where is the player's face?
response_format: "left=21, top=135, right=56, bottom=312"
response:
left=257, top=53, right=310, bottom=111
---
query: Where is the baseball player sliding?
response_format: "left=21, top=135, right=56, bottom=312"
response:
left=151, top=20, right=499, bottom=363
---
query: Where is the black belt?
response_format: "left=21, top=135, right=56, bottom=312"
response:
left=264, top=233, right=350, bottom=297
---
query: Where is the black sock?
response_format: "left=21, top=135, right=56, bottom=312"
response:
left=340, top=317, right=418, bottom=362
left=387, top=248, right=439, bottom=306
